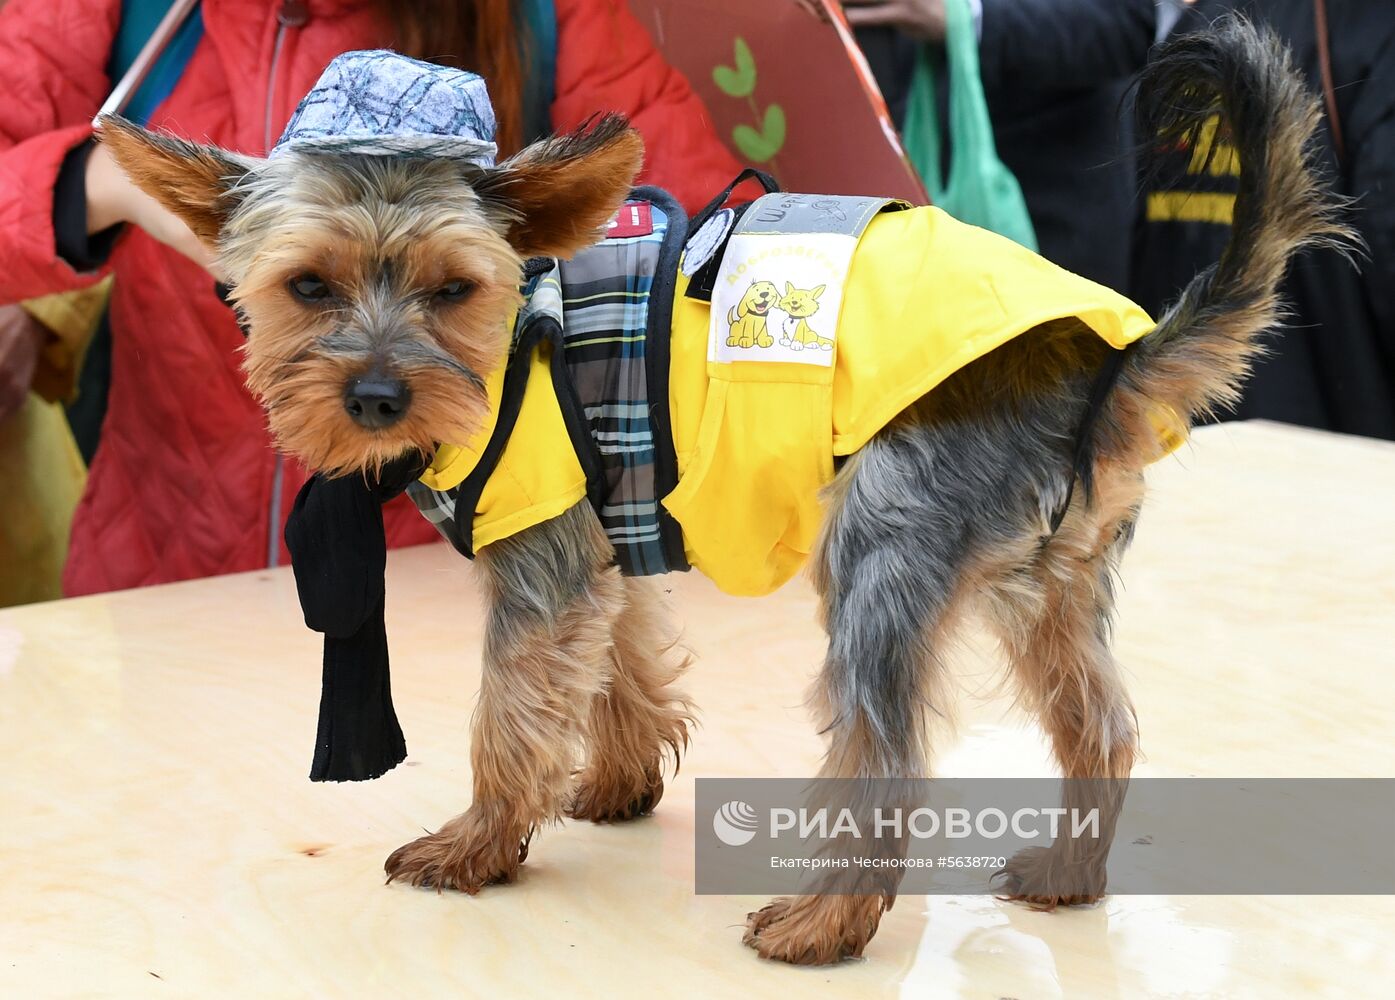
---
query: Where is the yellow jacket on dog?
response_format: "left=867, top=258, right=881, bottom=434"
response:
left=407, top=194, right=1157, bottom=597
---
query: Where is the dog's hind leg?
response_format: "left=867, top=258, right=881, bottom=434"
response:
left=384, top=501, right=620, bottom=892
left=981, top=473, right=1143, bottom=908
left=744, top=424, right=973, bottom=965
left=568, top=577, right=694, bottom=822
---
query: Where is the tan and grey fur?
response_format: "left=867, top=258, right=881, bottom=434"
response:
left=100, top=19, right=1351, bottom=966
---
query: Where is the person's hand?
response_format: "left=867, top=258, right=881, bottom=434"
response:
left=84, top=138, right=219, bottom=275
left=841, top=0, right=947, bottom=42
left=0, top=303, right=47, bottom=422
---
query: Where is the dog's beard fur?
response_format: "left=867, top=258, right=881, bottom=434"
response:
left=227, top=156, right=523, bottom=476
left=97, top=113, right=645, bottom=478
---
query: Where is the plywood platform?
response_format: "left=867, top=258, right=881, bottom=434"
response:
left=2, top=422, right=1392, bottom=998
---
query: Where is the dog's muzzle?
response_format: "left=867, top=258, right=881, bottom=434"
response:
left=344, top=373, right=411, bottom=429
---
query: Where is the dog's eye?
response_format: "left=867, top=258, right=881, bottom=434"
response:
left=289, top=274, right=331, bottom=303
left=435, top=280, right=476, bottom=303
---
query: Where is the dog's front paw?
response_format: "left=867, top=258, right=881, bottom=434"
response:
left=384, top=811, right=531, bottom=894
left=567, top=770, right=664, bottom=823
left=993, top=846, right=1106, bottom=910
left=742, top=895, right=886, bottom=965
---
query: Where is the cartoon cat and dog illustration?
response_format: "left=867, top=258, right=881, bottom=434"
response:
left=726, top=280, right=833, bottom=352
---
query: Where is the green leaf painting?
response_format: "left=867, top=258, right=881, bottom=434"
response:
left=712, top=38, right=757, bottom=98
left=733, top=105, right=787, bottom=163
left=712, top=37, right=786, bottom=168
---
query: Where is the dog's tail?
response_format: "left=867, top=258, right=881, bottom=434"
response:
left=1116, top=16, right=1356, bottom=435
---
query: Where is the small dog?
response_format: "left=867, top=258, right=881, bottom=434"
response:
left=727, top=280, right=779, bottom=347
left=102, top=22, right=1348, bottom=964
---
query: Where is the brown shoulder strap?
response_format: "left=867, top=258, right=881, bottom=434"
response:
left=1314, top=0, right=1347, bottom=168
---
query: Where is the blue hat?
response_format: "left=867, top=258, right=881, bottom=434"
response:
left=272, top=50, right=498, bottom=165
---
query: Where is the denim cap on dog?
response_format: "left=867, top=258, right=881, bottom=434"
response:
left=271, top=49, right=498, bottom=165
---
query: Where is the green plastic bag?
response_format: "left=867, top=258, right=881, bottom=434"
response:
left=902, top=0, right=1038, bottom=250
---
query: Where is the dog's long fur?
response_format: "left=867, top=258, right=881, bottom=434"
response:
left=102, top=19, right=1350, bottom=965
left=1107, top=21, right=1354, bottom=458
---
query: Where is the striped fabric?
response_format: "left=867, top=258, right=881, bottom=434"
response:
left=553, top=203, right=673, bottom=575
left=405, top=481, right=455, bottom=535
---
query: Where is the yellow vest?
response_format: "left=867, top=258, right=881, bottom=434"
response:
left=413, top=205, right=1158, bottom=596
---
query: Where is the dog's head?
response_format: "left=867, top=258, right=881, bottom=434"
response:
left=99, top=114, right=643, bottom=476
left=740, top=281, right=779, bottom=316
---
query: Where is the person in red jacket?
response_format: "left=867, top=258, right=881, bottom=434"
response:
left=0, top=0, right=744, bottom=596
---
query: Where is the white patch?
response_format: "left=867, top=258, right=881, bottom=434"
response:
left=708, top=231, right=857, bottom=366
left=681, top=208, right=735, bottom=277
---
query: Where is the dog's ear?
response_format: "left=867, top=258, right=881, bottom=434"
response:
left=810, top=284, right=825, bottom=300
left=97, top=115, right=251, bottom=246
left=784, top=281, right=795, bottom=295
left=473, top=114, right=644, bottom=259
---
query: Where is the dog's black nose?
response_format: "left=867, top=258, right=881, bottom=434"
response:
left=344, top=375, right=410, bottom=428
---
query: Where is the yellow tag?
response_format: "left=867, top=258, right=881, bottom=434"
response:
left=1147, top=401, right=1189, bottom=461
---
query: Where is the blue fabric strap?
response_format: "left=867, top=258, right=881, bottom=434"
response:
left=521, top=0, right=558, bottom=143
left=111, top=0, right=205, bottom=127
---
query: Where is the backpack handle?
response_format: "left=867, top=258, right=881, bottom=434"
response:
left=688, top=167, right=780, bottom=235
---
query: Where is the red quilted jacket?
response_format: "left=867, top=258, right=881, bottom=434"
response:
left=0, top=0, right=742, bottom=595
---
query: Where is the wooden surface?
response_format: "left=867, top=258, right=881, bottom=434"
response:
left=2, top=421, right=1392, bottom=999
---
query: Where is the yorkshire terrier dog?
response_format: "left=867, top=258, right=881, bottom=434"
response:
left=101, top=21, right=1346, bottom=965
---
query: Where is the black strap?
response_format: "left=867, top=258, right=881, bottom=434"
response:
left=687, top=167, right=779, bottom=237
left=446, top=317, right=551, bottom=559
left=1049, top=343, right=1137, bottom=535
left=684, top=170, right=781, bottom=304
left=629, top=186, right=692, bottom=572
